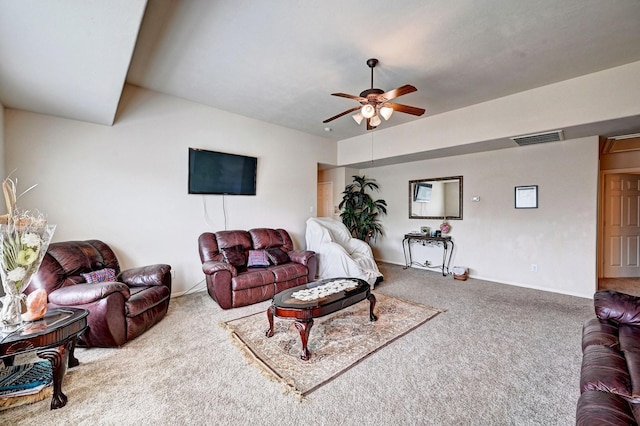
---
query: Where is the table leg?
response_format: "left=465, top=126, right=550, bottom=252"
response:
left=265, top=305, right=275, bottom=337
left=294, top=319, right=313, bottom=360
left=37, top=340, right=72, bottom=409
left=67, top=336, right=80, bottom=368
left=367, top=293, right=378, bottom=321
left=402, top=238, right=410, bottom=269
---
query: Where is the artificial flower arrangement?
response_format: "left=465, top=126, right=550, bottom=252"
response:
left=0, top=176, right=55, bottom=330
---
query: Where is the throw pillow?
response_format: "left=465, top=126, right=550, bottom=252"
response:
left=221, top=245, right=247, bottom=268
left=82, top=268, right=118, bottom=284
left=265, top=247, right=290, bottom=265
left=247, top=249, right=270, bottom=268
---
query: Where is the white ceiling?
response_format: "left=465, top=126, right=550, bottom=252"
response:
left=1, top=0, right=640, bottom=141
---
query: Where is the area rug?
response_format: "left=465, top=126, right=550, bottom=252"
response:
left=223, top=292, right=444, bottom=397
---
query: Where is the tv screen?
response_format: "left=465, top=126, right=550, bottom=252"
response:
left=414, top=182, right=432, bottom=202
left=188, top=148, right=257, bottom=195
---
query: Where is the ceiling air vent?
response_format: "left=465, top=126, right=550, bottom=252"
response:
left=511, top=130, right=564, bottom=147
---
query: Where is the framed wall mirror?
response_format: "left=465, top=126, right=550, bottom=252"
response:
left=409, top=176, right=463, bottom=219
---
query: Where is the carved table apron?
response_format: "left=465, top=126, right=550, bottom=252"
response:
left=0, top=307, right=88, bottom=409
left=266, top=278, right=377, bottom=360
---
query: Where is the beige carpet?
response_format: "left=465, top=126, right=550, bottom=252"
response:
left=224, top=293, right=443, bottom=397
left=0, top=263, right=594, bottom=425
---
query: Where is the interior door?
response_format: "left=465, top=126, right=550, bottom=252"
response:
left=603, top=173, right=640, bottom=277
left=317, top=182, right=333, bottom=217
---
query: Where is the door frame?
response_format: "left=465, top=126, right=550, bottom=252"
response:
left=598, top=167, right=640, bottom=279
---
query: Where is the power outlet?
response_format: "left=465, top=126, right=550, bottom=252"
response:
left=531, top=264, right=538, bottom=272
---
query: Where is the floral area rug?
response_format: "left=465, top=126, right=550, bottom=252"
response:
left=223, top=292, right=444, bottom=397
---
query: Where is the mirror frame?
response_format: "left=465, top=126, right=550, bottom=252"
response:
left=408, top=176, right=463, bottom=220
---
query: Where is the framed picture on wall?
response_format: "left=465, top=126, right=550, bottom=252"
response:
left=515, top=185, right=538, bottom=209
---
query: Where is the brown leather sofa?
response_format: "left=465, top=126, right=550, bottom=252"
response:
left=577, top=290, right=640, bottom=425
left=198, top=228, right=316, bottom=309
left=25, top=240, right=172, bottom=348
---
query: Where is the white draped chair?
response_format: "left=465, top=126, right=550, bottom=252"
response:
left=305, top=217, right=383, bottom=287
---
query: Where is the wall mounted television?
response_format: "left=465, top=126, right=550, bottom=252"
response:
left=413, top=182, right=432, bottom=202
left=188, top=148, right=257, bottom=195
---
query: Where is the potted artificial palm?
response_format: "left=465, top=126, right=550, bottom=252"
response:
left=338, top=175, right=388, bottom=243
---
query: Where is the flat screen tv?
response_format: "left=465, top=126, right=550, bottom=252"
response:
left=413, top=182, right=432, bottom=202
left=188, top=148, right=257, bottom=195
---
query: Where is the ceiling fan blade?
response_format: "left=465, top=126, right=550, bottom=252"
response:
left=383, top=102, right=425, bottom=116
left=377, top=84, right=417, bottom=102
left=331, top=92, right=367, bottom=103
left=323, top=106, right=362, bottom=123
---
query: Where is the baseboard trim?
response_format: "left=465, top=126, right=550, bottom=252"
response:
left=377, top=259, right=593, bottom=300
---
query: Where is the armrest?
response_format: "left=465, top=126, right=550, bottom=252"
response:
left=288, top=250, right=315, bottom=266
left=595, top=290, right=640, bottom=325
left=48, top=282, right=130, bottom=306
left=288, top=250, right=317, bottom=282
left=118, top=264, right=171, bottom=287
left=202, top=260, right=236, bottom=277
left=344, top=238, right=373, bottom=256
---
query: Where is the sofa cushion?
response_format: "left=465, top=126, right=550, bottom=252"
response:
left=620, top=324, right=640, bottom=353
left=250, top=228, right=286, bottom=250
left=221, top=245, right=247, bottom=269
left=596, top=290, right=640, bottom=326
left=266, top=247, right=290, bottom=265
left=576, top=390, right=638, bottom=426
left=582, top=318, right=619, bottom=351
left=82, top=268, right=117, bottom=283
left=268, top=263, right=307, bottom=282
left=231, top=269, right=275, bottom=291
left=215, top=230, right=252, bottom=251
left=626, top=351, right=640, bottom=401
left=581, top=345, right=632, bottom=398
left=126, top=285, right=171, bottom=317
left=247, top=250, right=269, bottom=267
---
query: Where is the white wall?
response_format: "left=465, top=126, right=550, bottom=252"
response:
left=318, top=166, right=359, bottom=218
left=338, top=61, right=640, bottom=166
left=330, top=62, right=640, bottom=300
left=364, top=136, right=599, bottom=299
left=5, top=85, right=335, bottom=295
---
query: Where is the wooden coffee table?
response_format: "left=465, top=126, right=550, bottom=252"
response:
left=0, top=307, right=88, bottom=409
left=266, top=277, right=377, bottom=360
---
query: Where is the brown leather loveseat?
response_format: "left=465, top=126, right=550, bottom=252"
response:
left=577, top=290, right=640, bottom=425
left=198, top=228, right=317, bottom=309
left=26, top=240, right=172, bottom=348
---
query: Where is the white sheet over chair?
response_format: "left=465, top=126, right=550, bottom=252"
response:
left=305, top=217, right=383, bottom=287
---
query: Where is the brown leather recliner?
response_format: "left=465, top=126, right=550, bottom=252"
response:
left=577, top=290, right=640, bottom=425
left=198, top=228, right=317, bottom=309
left=25, top=240, right=172, bottom=348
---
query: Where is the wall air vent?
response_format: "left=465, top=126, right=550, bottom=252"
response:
left=511, top=130, right=564, bottom=147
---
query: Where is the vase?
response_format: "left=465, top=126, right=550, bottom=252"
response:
left=0, top=223, right=56, bottom=332
left=0, top=292, right=27, bottom=331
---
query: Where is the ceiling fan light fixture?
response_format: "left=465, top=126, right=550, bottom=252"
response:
left=361, top=104, right=375, bottom=118
left=323, top=58, right=424, bottom=128
left=380, top=106, right=394, bottom=120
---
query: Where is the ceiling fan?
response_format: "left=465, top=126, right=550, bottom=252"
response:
left=323, top=58, right=425, bottom=130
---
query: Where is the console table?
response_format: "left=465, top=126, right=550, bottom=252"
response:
left=402, top=233, right=454, bottom=276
